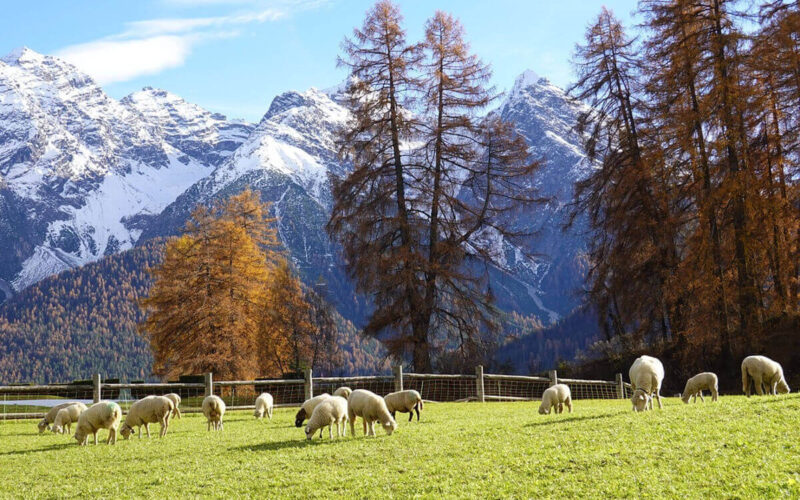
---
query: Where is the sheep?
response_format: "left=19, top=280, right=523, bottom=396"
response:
left=383, top=390, right=423, bottom=422
left=333, top=387, right=352, bottom=400
left=629, top=355, right=665, bottom=412
left=202, top=395, right=226, bottom=431
left=73, top=401, right=122, bottom=445
left=294, top=393, right=331, bottom=428
left=51, top=402, right=88, bottom=435
left=120, top=396, right=174, bottom=439
left=39, top=401, right=83, bottom=434
left=304, top=396, right=349, bottom=440
left=538, top=384, right=572, bottom=415
left=164, top=393, right=182, bottom=419
left=348, top=389, right=397, bottom=437
left=253, top=393, right=274, bottom=420
left=681, top=372, right=719, bottom=403
left=742, top=355, right=791, bottom=396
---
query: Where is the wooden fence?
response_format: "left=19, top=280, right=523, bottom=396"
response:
left=0, top=367, right=633, bottom=420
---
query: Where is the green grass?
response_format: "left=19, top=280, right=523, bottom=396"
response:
left=1, top=396, right=799, bottom=499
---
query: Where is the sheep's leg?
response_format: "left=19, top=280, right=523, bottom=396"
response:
left=557, top=403, right=563, bottom=414
left=109, top=428, right=116, bottom=445
left=362, top=418, right=367, bottom=436
left=93, top=432, right=98, bottom=446
left=711, top=388, right=718, bottom=402
left=207, top=420, right=211, bottom=432
left=391, top=411, right=396, bottom=420
left=699, top=391, right=705, bottom=403
left=138, top=426, right=142, bottom=439
left=348, top=411, right=356, bottom=436
left=566, top=397, right=573, bottom=413
left=415, top=404, right=420, bottom=421
left=753, top=375, right=764, bottom=395
left=654, top=392, right=662, bottom=409
left=408, top=411, right=413, bottom=422
left=145, top=423, right=151, bottom=438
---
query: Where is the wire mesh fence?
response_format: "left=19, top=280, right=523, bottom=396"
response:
left=0, top=367, right=631, bottom=420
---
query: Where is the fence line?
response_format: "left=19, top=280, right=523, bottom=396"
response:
left=0, top=366, right=629, bottom=420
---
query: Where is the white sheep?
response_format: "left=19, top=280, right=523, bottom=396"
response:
left=383, top=390, right=423, bottom=422
left=202, top=395, right=226, bottom=431
left=304, top=396, right=349, bottom=440
left=38, top=401, right=82, bottom=434
left=294, top=393, right=331, bottom=428
left=681, top=372, right=719, bottom=403
left=629, top=355, right=665, bottom=411
left=742, top=355, right=791, bottom=396
left=120, top=396, right=174, bottom=439
left=253, top=393, right=274, bottom=420
left=348, top=389, right=397, bottom=437
left=333, top=387, right=352, bottom=399
left=51, top=402, right=88, bottom=435
left=538, top=384, right=572, bottom=415
left=73, top=401, right=122, bottom=445
left=164, top=393, right=182, bottom=419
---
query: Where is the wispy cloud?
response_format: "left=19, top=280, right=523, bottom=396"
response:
left=54, top=2, right=324, bottom=85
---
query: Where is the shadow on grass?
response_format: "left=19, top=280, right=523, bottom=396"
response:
left=230, top=432, right=379, bottom=452
left=0, top=442, right=74, bottom=456
left=524, top=411, right=623, bottom=427
left=742, top=395, right=797, bottom=405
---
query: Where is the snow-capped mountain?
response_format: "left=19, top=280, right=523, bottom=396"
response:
left=0, top=48, right=249, bottom=297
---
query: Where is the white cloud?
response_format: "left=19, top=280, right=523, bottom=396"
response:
left=53, top=3, right=322, bottom=84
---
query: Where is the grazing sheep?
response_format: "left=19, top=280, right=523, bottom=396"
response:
left=538, top=384, right=572, bottom=415
left=294, top=393, right=331, bottom=428
left=253, top=393, right=274, bottom=420
left=348, top=389, right=397, bottom=437
left=164, top=393, right=182, bottom=419
left=629, top=355, right=665, bottom=412
left=681, top=372, right=719, bottom=403
left=74, top=401, right=122, bottom=445
left=304, top=396, right=349, bottom=440
left=202, top=395, right=226, bottom=431
left=383, top=390, right=423, bottom=422
left=333, top=387, right=352, bottom=400
left=38, top=402, right=81, bottom=434
left=120, top=396, right=174, bottom=439
left=51, top=403, right=88, bottom=435
left=742, top=355, right=791, bottom=396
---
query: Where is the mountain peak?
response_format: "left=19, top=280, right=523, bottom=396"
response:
left=508, top=69, right=549, bottom=99
left=2, top=46, right=45, bottom=65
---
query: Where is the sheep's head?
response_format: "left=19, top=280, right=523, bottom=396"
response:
left=253, top=408, right=264, bottom=419
left=304, top=425, right=315, bottom=440
left=37, top=419, right=49, bottom=434
left=631, top=390, right=650, bottom=412
left=51, top=424, right=64, bottom=434
left=538, top=404, right=550, bottom=415
left=294, top=408, right=307, bottom=428
left=680, top=393, right=690, bottom=404
left=73, top=430, right=86, bottom=445
left=383, top=419, right=397, bottom=436
left=119, top=424, right=134, bottom=440
left=778, top=379, right=791, bottom=394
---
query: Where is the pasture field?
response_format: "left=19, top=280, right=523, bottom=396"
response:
left=0, top=396, right=799, bottom=498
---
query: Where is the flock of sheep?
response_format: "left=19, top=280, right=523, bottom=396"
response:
left=34, top=353, right=790, bottom=445
left=539, top=353, right=791, bottom=416
left=35, top=387, right=424, bottom=445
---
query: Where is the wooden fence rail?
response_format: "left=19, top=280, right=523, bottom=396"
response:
left=0, top=367, right=628, bottom=420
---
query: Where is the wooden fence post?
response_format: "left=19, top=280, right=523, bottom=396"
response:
left=393, top=365, right=403, bottom=392
left=475, top=365, right=485, bottom=402
left=616, top=373, right=624, bottom=399
left=304, top=368, right=313, bottom=400
left=204, top=372, right=213, bottom=397
left=549, top=370, right=558, bottom=387
left=92, top=373, right=101, bottom=404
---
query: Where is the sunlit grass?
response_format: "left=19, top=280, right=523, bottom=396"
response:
left=1, top=396, right=798, bottom=498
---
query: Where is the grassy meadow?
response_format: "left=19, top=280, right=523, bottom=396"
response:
left=0, top=396, right=799, bottom=498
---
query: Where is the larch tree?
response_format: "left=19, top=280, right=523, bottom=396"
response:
left=330, top=2, right=542, bottom=371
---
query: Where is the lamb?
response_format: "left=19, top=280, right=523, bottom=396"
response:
left=333, top=387, right=352, bottom=400
left=164, top=393, right=182, bottom=419
left=629, top=355, right=665, bottom=412
left=73, top=401, right=122, bottom=445
left=681, top=372, right=719, bottom=403
left=120, top=396, right=174, bottom=439
left=202, top=395, right=226, bottom=431
left=383, top=390, right=423, bottom=422
left=538, top=384, right=572, bottom=415
left=348, top=389, right=397, bottom=437
left=38, top=401, right=83, bottom=434
left=253, top=393, right=274, bottom=420
left=742, top=355, right=791, bottom=396
left=51, top=402, right=88, bottom=434
left=304, top=396, right=349, bottom=440
left=294, top=393, right=331, bottom=428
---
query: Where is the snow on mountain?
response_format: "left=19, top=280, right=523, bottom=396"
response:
left=0, top=48, right=247, bottom=293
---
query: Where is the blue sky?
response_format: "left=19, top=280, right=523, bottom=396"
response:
left=0, top=1, right=638, bottom=121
